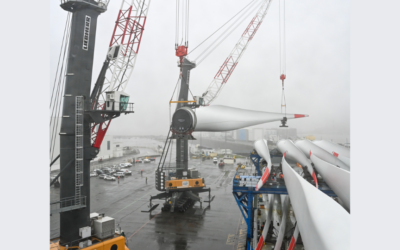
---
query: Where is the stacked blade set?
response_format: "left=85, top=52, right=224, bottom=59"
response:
left=233, top=138, right=350, bottom=250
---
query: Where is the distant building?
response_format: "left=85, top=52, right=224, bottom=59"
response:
left=235, top=129, right=249, bottom=141
left=248, top=127, right=298, bottom=141
left=276, top=128, right=297, bottom=140
left=217, top=149, right=233, bottom=155
left=94, top=135, right=122, bottom=161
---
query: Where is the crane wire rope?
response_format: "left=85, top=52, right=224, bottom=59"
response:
left=50, top=13, right=71, bottom=127
left=50, top=30, right=70, bottom=162
left=50, top=14, right=72, bottom=162
left=186, top=0, right=189, bottom=48
left=175, top=0, right=179, bottom=47
left=187, top=0, right=257, bottom=56
left=169, top=75, right=182, bottom=126
left=194, top=1, right=260, bottom=66
left=50, top=12, right=71, bottom=108
left=279, top=0, right=287, bottom=116
left=175, top=0, right=189, bottom=48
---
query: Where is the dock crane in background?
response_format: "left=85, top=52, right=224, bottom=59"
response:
left=149, top=0, right=276, bottom=213
left=90, top=0, right=150, bottom=149
left=50, top=0, right=150, bottom=248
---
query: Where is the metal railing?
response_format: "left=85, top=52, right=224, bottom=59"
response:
left=60, top=0, right=110, bottom=10
left=95, top=101, right=134, bottom=113
left=107, top=101, right=134, bottom=112
left=50, top=196, right=87, bottom=215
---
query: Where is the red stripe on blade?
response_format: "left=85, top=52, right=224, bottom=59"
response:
left=333, top=152, right=339, bottom=157
left=288, top=236, right=296, bottom=250
left=294, top=114, right=306, bottom=118
left=256, top=168, right=270, bottom=191
left=312, top=171, right=318, bottom=188
left=255, top=235, right=264, bottom=250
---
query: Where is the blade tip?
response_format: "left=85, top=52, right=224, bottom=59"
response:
left=294, top=114, right=309, bottom=118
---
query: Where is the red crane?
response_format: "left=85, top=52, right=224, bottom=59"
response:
left=90, top=0, right=151, bottom=149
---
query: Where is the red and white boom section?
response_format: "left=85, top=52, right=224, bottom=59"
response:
left=91, top=0, right=151, bottom=148
left=106, top=0, right=150, bottom=92
left=202, top=0, right=273, bottom=106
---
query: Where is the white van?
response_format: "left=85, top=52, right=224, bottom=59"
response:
left=113, top=172, right=125, bottom=178
left=213, top=157, right=218, bottom=164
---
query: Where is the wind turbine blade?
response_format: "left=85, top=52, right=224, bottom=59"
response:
left=282, top=157, right=350, bottom=250
left=272, top=194, right=282, bottom=247
left=274, top=195, right=290, bottom=250
left=313, top=140, right=350, bottom=159
left=310, top=153, right=350, bottom=212
left=295, top=139, right=350, bottom=171
left=255, top=194, right=275, bottom=250
left=277, top=139, right=318, bottom=188
left=338, top=155, right=350, bottom=167
left=254, top=139, right=272, bottom=191
left=287, top=224, right=300, bottom=250
left=194, top=105, right=308, bottom=132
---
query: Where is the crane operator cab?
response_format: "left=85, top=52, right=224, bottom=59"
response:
left=105, top=91, right=130, bottom=111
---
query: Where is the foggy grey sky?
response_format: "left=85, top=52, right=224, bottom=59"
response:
left=50, top=0, right=349, bottom=140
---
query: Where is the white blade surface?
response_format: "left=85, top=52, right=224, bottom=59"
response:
left=277, top=139, right=318, bottom=188
left=310, top=153, right=350, bottom=212
left=194, top=105, right=308, bottom=132
left=282, top=157, right=350, bottom=250
left=274, top=195, right=290, bottom=250
left=254, top=139, right=272, bottom=191
left=295, top=139, right=350, bottom=171
left=272, top=194, right=282, bottom=235
left=313, top=140, right=350, bottom=158
left=255, top=194, right=275, bottom=250
left=338, top=155, right=350, bottom=167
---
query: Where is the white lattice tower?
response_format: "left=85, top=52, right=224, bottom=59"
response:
left=202, top=0, right=272, bottom=105
left=100, top=0, right=151, bottom=101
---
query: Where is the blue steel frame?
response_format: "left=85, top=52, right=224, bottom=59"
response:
left=233, top=190, right=255, bottom=250
left=250, top=152, right=262, bottom=176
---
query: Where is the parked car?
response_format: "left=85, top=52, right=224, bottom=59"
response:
left=104, top=167, right=116, bottom=174
left=98, top=174, right=107, bottom=179
left=120, top=162, right=132, bottom=168
left=90, top=172, right=98, bottom=177
left=119, top=163, right=129, bottom=168
left=149, top=158, right=156, bottom=162
left=94, top=169, right=104, bottom=175
left=213, top=157, right=218, bottom=164
left=102, top=167, right=112, bottom=174
left=113, top=172, right=125, bottom=178
left=112, top=165, right=121, bottom=171
left=120, top=169, right=132, bottom=175
left=136, top=159, right=143, bottom=163
left=144, top=159, right=151, bottom=163
left=104, top=175, right=116, bottom=181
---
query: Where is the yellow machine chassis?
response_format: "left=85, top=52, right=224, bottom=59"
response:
left=166, top=178, right=205, bottom=189
left=50, top=235, right=128, bottom=250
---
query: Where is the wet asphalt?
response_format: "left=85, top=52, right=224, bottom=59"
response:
left=50, top=157, right=248, bottom=250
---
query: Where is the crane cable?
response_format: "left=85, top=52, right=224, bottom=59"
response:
left=279, top=0, right=287, bottom=116
left=50, top=12, right=71, bottom=108
left=50, top=13, right=71, bottom=163
left=188, top=0, right=257, bottom=56
left=175, top=0, right=189, bottom=49
left=194, top=1, right=260, bottom=66
left=191, top=0, right=259, bottom=66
